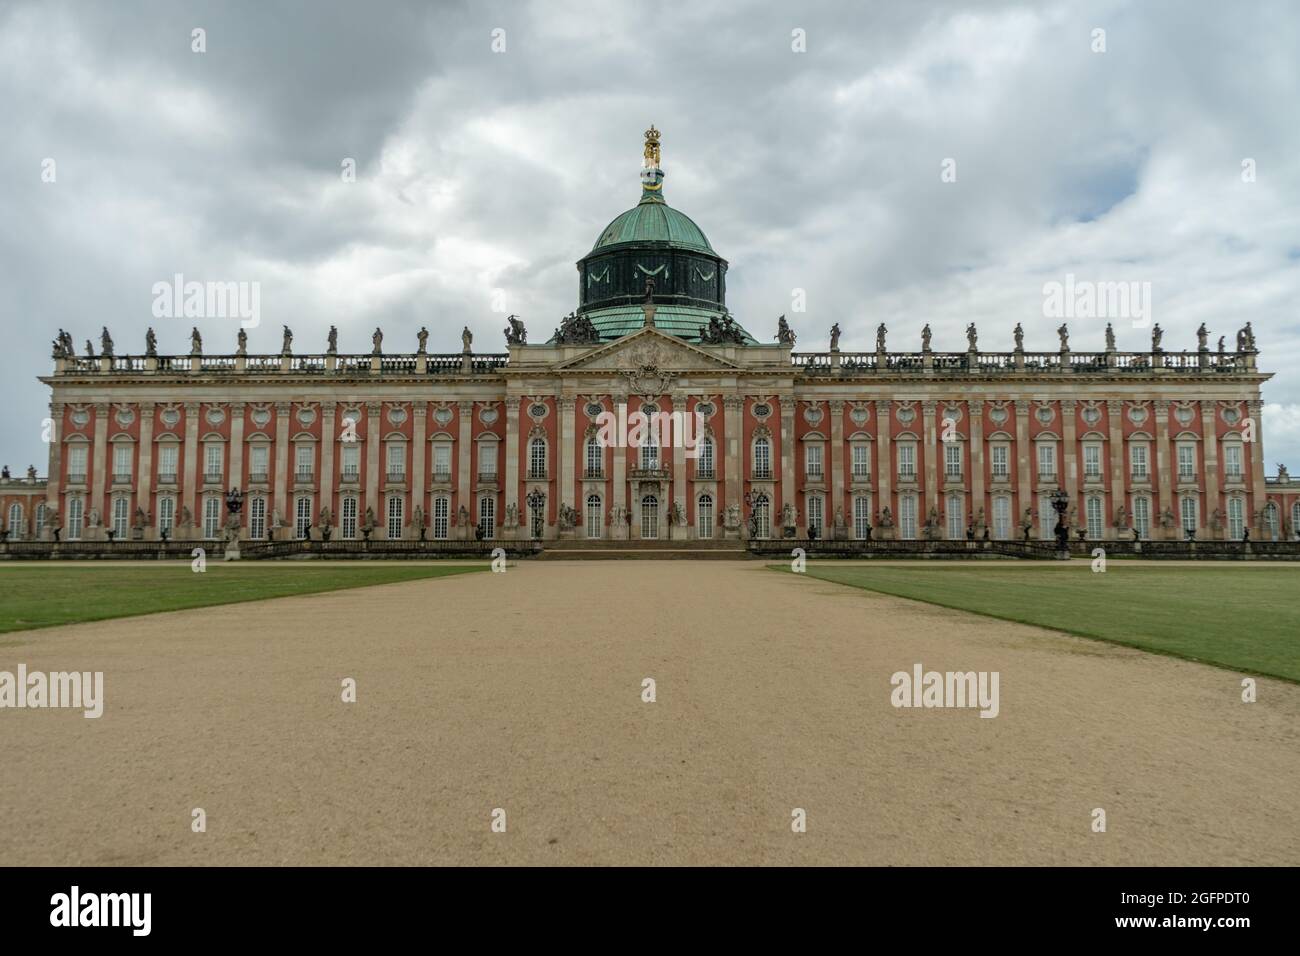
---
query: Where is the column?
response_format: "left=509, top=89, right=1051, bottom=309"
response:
left=875, top=400, right=892, bottom=532
left=1062, top=399, right=1078, bottom=526
left=1248, top=398, right=1266, bottom=534
left=969, top=400, right=985, bottom=530
left=671, top=391, right=687, bottom=535
left=184, top=402, right=201, bottom=538
left=922, top=401, right=938, bottom=521
left=780, top=394, right=795, bottom=531
left=137, top=402, right=155, bottom=538
left=723, top=395, right=742, bottom=538
left=321, top=403, right=337, bottom=530
left=829, top=400, right=845, bottom=533
left=457, top=401, right=472, bottom=537
left=45, top=402, right=64, bottom=537
left=366, top=402, right=383, bottom=525
left=90, top=403, right=109, bottom=538
left=504, top=397, right=520, bottom=534
left=410, top=404, right=425, bottom=531
left=559, top=396, right=576, bottom=527
left=1015, top=400, right=1031, bottom=534
left=229, top=402, right=245, bottom=491
left=274, top=402, right=291, bottom=538
left=1106, top=401, right=1125, bottom=539
left=1201, top=402, right=1220, bottom=538
left=1154, top=400, right=1173, bottom=538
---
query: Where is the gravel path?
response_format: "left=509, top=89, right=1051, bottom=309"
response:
left=2, top=561, right=1296, bottom=865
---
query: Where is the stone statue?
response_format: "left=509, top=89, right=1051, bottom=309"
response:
left=1243, top=322, right=1256, bottom=351
left=371, top=327, right=383, bottom=355
left=179, top=505, right=193, bottom=529
left=921, top=324, right=931, bottom=351
left=133, top=507, right=146, bottom=530
left=879, top=507, right=893, bottom=528
left=85, top=339, right=95, bottom=357
left=52, top=329, right=67, bottom=358
left=776, top=315, right=796, bottom=346
left=190, top=327, right=202, bottom=355
left=26, top=465, right=37, bottom=481
left=1151, top=323, right=1163, bottom=352
left=281, top=325, right=293, bottom=355
left=558, top=505, right=577, bottom=530
left=1114, top=505, right=1128, bottom=529
left=327, top=325, right=338, bottom=353
left=554, top=312, right=599, bottom=345
left=1105, top=322, right=1116, bottom=351
left=924, top=506, right=940, bottom=540
left=1057, top=323, right=1069, bottom=350
left=363, top=507, right=376, bottom=531
left=145, top=327, right=157, bottom=357
left=1211, top=508, right=1223, bottom=532
left=834, top=506, right=846, bottom=530
left=100, top=327, right=114, bottom=358
left=1197, top=323, right=1208, bottom=350
left=504, top=315, right=527, bottom=345
left=1159, top=507, right=1175, bottom=529
left=1278, top=463, right=1290, bottom=481
left=1217, top=335, right=1226, bottom=354
left=237, top=328, right=247, bottom=355
left=418, top=327, right=429, bottom=353
left=1013, top=322, right=1024, bottom=351
left=319, top=506, right=333, bottom=527
left=411, top=505, right=423, bottom=530
left=457, top=506, right=470, bottom=528
left=724, top=504, right=740, bottom=530
left=965, top=322, right=978, bottom=350
left=829, top=322, right=841, bottom=351
left=504, top=502, right=518, bottom=527
left=781, top=503, right=795, bottom=528
left=876, top=323, right=887, bottom=352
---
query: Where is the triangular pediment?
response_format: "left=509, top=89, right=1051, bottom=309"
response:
left=554, top=327, right=741, bottom=372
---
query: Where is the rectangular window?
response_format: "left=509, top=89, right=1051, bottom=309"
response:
left=341, top=497, right=357, bottom=539
left=899, top=495, right=917, bottom=539
left=807, top=496, right=823, bottom=535
left=387, top=443, right=406, bottom=480
left=991, top=445, right=1009, bottom=479
left=853, top=497, right=871, bottom=540
left=697, top=439, right=714, bottom=478
left=1133, top=496, right=1151, bottom=539
left=1180, top=496, right=1197, bottom=534
left=112, top=445, right=132, bottom=481
left=898, top=445, right=916, bottom=479
left=1130, top=445, right=1148, bottom=480
left=433, top=445, right=451, bottom=479
left=1224, top=445, right=1242, bottom=478
left=66, top=497, right=84, bottom=540
left=203, top=496, right=221, bottom=539
left=112, top=497, right=129, bottom=538
left=479, top=496, right=495, bottom=539
left=851, top=445, right=870, bottom=479
left=341, top=444, right=360, bottom=479
left=295, top=496, right=312, bottom=539
left=205, top=444, right=223, bottom=480
left=249, top=445, right=268, bottom=480
left=157, top=497, right=174, bottom=536
left=1084, top=445, right=1101, bottom=479
left=477, top=443, right=496, bottom=478
left=1039, top=494, right=1055, bottom=541
left=1228, top=498, right=1244, bottom=538
left=68, top=446, right=87, bottom=481
left=946, top=494, right=964, bottom=539
left=1037, top=444, right=1056, bottom=479
left=586, top=440, right=603, bottom=478
left=944, top=444, right=962, bottom=479
left=249, top=496, right=266, bottom=539
left=753, top=440, right=771, bottom=479
left=993, top=497, right=1010, bottom=540
left=805, top=445, right=823, bottom=479
left=1086, top=496, right=1103, bottom=539
left=387, top=495, right=404, bottom=539
left=1177, top=445, right=1195, bottom=480
left=529, top=440, right=547, bottom=478
left=296, top=444, right=313, bottom=479
left=433, top=497, right=449, bottom=539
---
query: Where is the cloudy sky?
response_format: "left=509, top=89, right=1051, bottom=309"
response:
left=2, top=0, right=1298, bottom=473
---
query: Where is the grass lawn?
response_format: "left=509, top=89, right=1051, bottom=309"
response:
left=0, top=563, right=483, bottom=634
left=780, top=563, right=1300, bottom=682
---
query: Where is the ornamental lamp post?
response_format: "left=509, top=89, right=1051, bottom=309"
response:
left=526, top=489, right=546, bottom=540
left=1049, top=488, right=1070, bottom=554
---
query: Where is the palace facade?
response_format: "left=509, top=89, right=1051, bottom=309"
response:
left=6, top=130, right=1299, bottom=546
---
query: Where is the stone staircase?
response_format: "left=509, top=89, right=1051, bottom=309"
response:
left=536, top=538, right=750, bottom=560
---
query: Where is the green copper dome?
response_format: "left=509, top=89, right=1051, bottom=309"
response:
left=591, top=192, right=716, bottom=254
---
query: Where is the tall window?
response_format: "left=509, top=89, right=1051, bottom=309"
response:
left=851, top=444, right=870, bottom=479
left=433, top=497, right=449, bottom=539
left=340, top=496, right=357, bottom=539
left=159, top=444, right=179, bottom=481
left=586, top=494, right=603, bottom=539
left=1083, top=444, right=1101, bottom=479
left=697, top=494, right=713, bottom=538
left=341, top=444, right=360, bottom=480
left=1133, top=496, right=1151, bottom=540
left=205, top=443, right=223, bottom=481
left=112, top=497, right=129, bottom=538
left=585, top=438, right=602, bottom=478
left=899, top=494, right=917, bottom=539
left=7, top=503, right=23, bottom=539
left=640, top=431, right=659, bottom=470
left=35, top=502, right=46, bottom=539
left=1177, top=445, right=1195, bottom=480
left=1039, top=495, right=1055, bottom=540
left=1264, top=502, right=1279, bottom=540
left=752, top=494, right=770, bottom=539
left=528, top=438, right=547, bottom=478
left=1086, top=496, right=1103, bottom=539
left=1037, top=443, right=1056, bottom=479
left=249, top=445, right=268, bottom=480
left=387, top=495, right=404, bottom=539
left=993, top=496, right=1011, bottom=540
left=478, top=443, right=496, bottom=479
left=1224, top=444, right=1243, bottom=478
left=640, top=494, right=659, bottom=539
left=944, top=444, right=962, bottom=479
left=296, top=444, right=313, bottom=480
left=387, top=443, right=406, bottom=480
left=1293, top=501, right=1300, bottom=540
left=1181, top=496, right=1198, bottom=536
left=432, top=445, right=451, bottom=479
left=67, top=496, right=84, bottom=539
left=853, top=496, right=871, bottom=539
left=1130, top=444, right=1148, bottom=480
left=295, top=496, right=312, bottom=539
left=157, top=496, right=174, bottom=536
left=805, top=445, right=823, bottom=479
left=991, top=445, right=1009, bottom=479
left=753, top=438, right=771, bottom=479
left=249, top=495, right=266, bottom=539
left=68, top=445, right=87, bottom=481
left=1228, top=497, right=1244, bottom=539
left=946, top=494, right=964, bottom=539
left=204, top=496, right=221, bottom=539
left=113, top=444, right=132, bottom=481
left=478, top=496, right=495, bottom=539
left=807, top=496, right=824, bottom=536
left=898, top=445, right=916, bottom=479
left=697, top=438, right=714, bottom=478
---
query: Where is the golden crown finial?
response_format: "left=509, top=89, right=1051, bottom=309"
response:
left=643, top=125, right=661, bottom=168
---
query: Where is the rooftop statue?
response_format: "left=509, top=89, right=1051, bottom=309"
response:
left=371, top=327, right=383, bottom=356
left=1014, top=322, right=1024, bottom=351
left=876, top=323, right=887, bottom=352
left=776, top=315, right=796, bottom=346
left=145, top=327, right=157, bottom=357
left=921, top=324, right=931, bottom=351
left=100, top=327, right=114, bottom=358
left=191, top=327, right=202, bottom=355
left=1105, top=322, right=1115, bottom=350
left=282, top=325, right=293, bottom=355
left=829, top=323, right=841, bottom=351
left=504, top=315, right=527, bottom=346
left=327, top=325, right=338, bottom=353
left=1057, top=323, right=1069, bottom=350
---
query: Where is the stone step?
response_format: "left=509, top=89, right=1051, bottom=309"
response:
left=536, top=548, right=750, bottom=560
left=543, top=537, right=740, bottom=550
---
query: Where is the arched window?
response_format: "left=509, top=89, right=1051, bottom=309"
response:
left=1292, top=501, right=1300, bottom=540
left=7, top=502, right=23, bottom=540
left=697, top=438, right=715, bottom=478
left=387, top=495, right=404, bottom=539
left=112, top=497, right=129, bottom=538
left=528, top=438, right=547, bottom=479
left=1264, top=502, right=1279, bottom=541
left=1086, top=496, right=1103, bottom=539
left=585, top=438, right=602, bottom=478
left=993, top=496, right=1011, bottom=540
left=1132, top=496, right=1151, bottom=540
left=586, top=493, right=602, bottom=539
left=66, top=496, right=84, bottom=540
left=157, top=496, right=175, bottom=537
left=478, top=496, right=495, bottom=539
left=752, top=494, right=770, bottom=540
left=899, top=494, right=917, bottom=540
left=204, top=496, right=222, bottom=540
left=853, top=496, right=871, bottom=540
left=697, top=493, right=714, bottom=539
left=1180, top=496, right=1198, bottom=536
left=753, top=437, right=772, bottom=479
left=640, top=494, right=659, bottom=539
left=35, top=502, right=46, bottom=539
left=249, top=495, right=267, bottom=540
left=946, top=493, right=964, bottom=540
left=807, top=495, right=824, bottom=536
left=1227, top=497, right=1244, bottom=539
left=294, top=496, right=311, bottom=540
left=433, top=496, right=449, bottom=539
